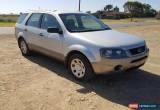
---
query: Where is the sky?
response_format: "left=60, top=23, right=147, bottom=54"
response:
left=0, top=0, right=159, bottom=14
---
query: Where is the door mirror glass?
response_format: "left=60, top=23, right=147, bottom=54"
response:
left=47, top=27, right=63, bottom=34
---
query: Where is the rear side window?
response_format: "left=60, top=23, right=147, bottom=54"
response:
left=26, top=13, right=42, bottom=28
left=17, top=13, right=28, bottom=24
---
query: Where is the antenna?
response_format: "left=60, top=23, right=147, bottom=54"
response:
left=79, top=0, right=81, bottom=11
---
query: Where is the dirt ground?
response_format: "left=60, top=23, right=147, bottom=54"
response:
left=0, top=25, right=160, bottom=110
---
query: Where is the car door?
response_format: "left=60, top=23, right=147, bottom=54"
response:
left=25, top=13, right=43, bottom=48
left=39, top=14, right=63, bottom=59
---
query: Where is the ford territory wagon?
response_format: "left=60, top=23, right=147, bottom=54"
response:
left=15, top=11, right=149, bottom=80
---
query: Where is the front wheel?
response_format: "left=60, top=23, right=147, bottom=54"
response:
left=68, top=54, right=95, bottom=81
left=19, top=38, right=31, bottom=56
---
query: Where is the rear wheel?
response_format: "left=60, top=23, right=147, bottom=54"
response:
left=68, top=54, right=95, bottom=81
left=19, top=38, right=31, bottom=56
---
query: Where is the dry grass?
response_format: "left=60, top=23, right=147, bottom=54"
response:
left=102, top=18, right=160, bottom=25
left=0, top=15, right=17, bottom=27
left=117, top=25, right=160, bottom=66
left=0, top=15, right=18, bottom=22
left=0, top=24, right=160, bottom=110
left=0, top=22, right=15, bottom=27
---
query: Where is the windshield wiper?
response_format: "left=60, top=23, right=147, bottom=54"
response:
left=79, top=28, right=110, bottom=32
left=70, top=28, right=111, bottom=33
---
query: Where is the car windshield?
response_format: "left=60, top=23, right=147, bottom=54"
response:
left=59, top=13, right=111, bottom=33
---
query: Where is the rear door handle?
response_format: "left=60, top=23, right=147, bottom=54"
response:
left=39, top=33, right=44, bottom=37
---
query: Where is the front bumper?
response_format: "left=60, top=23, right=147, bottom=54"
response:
left=91, top=50, right=149, bottom=74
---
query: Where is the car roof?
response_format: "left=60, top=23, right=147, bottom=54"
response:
left=21, top=10, right=87, bottom=15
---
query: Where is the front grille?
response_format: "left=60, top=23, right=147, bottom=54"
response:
left=129, top=46, right=146, bottom=56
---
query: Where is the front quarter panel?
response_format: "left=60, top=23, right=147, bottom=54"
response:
left=63, top=33, right=102, bottom=63
left=65, top=44, right=97, bottom=62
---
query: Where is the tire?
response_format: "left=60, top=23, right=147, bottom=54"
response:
left=68, top=54, right=95, bottom=81
left=19, top=38, right=31, bottom=56
left=125, top=67, right=141, bottom=75
left=126, top=68, right=139, bottom=72
left=126, top=64, right=144, bottom=73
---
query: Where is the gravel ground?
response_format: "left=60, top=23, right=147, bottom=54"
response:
left=0, top=27, right=14, bottom=35
left=0, top=25, right=160, bottom=110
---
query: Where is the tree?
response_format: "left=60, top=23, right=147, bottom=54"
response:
left=86, top=11, right=91, bottom=14
left=113, top=6, right=119, bottom=12
left=104, top=4, right=113, bottom=12
left=124, top=1, right=157, bottom=19
left=143, top=3, right=157, bottom=17
left=96, top=10, right=103, bottom=19
left=143, top=3, right=151, bottom=11
left=124, top=1, right=143, bottom=16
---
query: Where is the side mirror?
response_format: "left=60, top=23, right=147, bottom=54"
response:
left=47, top=27, right=63, bottom=34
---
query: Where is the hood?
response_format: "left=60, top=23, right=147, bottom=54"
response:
left=72, top=30, right=145, bottom=48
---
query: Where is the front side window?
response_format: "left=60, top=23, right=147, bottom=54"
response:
left=41, top=14, right=60, bottom=30
left=26, top=13, right=42, bottom=28
left=59, top=13, right=111, bottom=32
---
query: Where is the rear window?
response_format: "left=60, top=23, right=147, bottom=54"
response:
left=17, top=13, right=28, bottom=24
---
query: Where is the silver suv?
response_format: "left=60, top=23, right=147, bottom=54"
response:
left=15, top=11, right=149, bottom=80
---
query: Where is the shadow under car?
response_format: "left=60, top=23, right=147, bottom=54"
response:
left=25, top=53, right=160, bottom=108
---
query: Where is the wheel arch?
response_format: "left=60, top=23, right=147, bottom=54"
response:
left=64, top=45, right=97, bottom=71
left=17, top=36, right=24, bottom=48
left=65, top=44, right=96, bottom=62
left=65, top=50, right=94, bottom=70
left=17, top=31, right=28, bottom=46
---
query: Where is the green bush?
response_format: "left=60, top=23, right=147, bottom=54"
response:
left=0, top=15, right=18, bottom=22
left=0, top=19, right=5, bottom=22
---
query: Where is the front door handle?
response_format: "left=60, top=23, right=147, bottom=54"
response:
left=39, top=33, right=44, bottom=37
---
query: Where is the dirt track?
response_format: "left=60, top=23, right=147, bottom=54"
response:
left=0, top=25, right=160, bottom=110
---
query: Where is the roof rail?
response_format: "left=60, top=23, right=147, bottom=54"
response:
left=21, top=9, right=58, bottom=13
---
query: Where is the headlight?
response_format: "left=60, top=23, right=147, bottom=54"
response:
left=100, top=48, right=127, bottom=58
